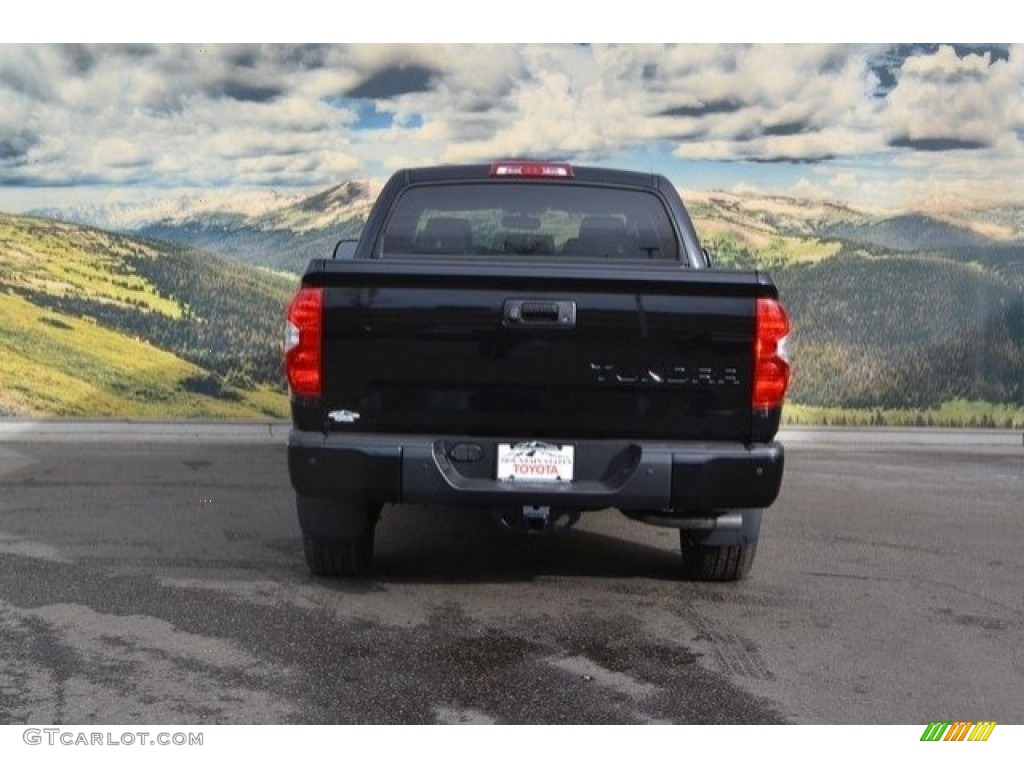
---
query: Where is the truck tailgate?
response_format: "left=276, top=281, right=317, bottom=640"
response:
left=303, top=259, right=778, bottom=443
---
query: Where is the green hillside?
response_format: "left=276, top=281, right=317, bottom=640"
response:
left=685, top=193, right=1024, bottom=426
left=775, top=247, right=1024, bottom=410
left=135, top=221, right=356, bottom=275
left=820, top=214, right=995, bottom=252
left=0, top=213, right=293, bottom=418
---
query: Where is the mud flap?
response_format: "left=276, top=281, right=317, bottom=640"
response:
left=296, top=494, right=378, bottom=538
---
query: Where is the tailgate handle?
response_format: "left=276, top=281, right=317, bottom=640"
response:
left=504, top=300, right=576, bottom=327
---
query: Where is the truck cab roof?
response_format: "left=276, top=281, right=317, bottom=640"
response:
left=398, top=162, right=668, bottom=190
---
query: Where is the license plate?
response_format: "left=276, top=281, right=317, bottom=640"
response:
left=497, top=442, right=574, bottom=482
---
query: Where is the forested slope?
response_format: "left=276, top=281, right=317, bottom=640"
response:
left=0, top=213, right=293, bottom=417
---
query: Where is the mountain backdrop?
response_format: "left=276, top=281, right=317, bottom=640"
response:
left=4, top=182, right=1024, bottom=426
left=687, top=191, right=1024, bottom=425
left=33, top=181, right=376, bottom=276
left=0, top=212, right=294, bottom=418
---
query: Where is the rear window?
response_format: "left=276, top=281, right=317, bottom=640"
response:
left=378, top=182, right=680, bottom=261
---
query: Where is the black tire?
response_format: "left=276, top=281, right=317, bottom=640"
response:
left=296, top=494, right=379, bottom=578
left=680, top=535, right=757, bottom=582
left=303, top=530, right=374, bottom=577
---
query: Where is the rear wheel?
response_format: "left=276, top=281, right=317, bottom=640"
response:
left=303, top=530, right=375, bottom=577
left=296, top=494, right=379, bottom=578
left=680, top=535, right=757, bottom=581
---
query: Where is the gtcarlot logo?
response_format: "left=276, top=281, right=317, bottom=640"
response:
left=23, top=728, right=203, bottom=747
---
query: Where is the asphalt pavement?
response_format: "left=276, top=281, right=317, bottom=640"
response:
left=0, top=423, right=1021, bottom=724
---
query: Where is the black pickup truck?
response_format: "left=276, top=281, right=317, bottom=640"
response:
left=285, top=161, right=791, bottom=581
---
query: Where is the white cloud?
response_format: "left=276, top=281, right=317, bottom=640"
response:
left=881, top=44, right=1022, bottom=149
left=0, top=43, right=1021, bottom=210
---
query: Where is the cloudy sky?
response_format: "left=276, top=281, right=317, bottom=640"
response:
left=1, top=40, right=1022, bottom=213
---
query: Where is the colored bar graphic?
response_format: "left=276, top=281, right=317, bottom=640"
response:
left=921, top=722, right=950, bottom=741
left=968, top=722, right=997, bottom=742
left=944, top=721, right=973, bottom=741
left=920, top=720, right=996, bottom=742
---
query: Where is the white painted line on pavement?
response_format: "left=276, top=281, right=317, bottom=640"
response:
left=0, top=421, right=1019, bottom=447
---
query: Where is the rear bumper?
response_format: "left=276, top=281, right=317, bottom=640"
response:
left=288, top=432, right=784, bottom=512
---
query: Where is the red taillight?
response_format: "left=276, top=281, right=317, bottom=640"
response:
left=285, top=287, right=323, bottom=399
left=489, top=160, right=574, bottom=179
left=753, top=298, right=791, bottom=410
